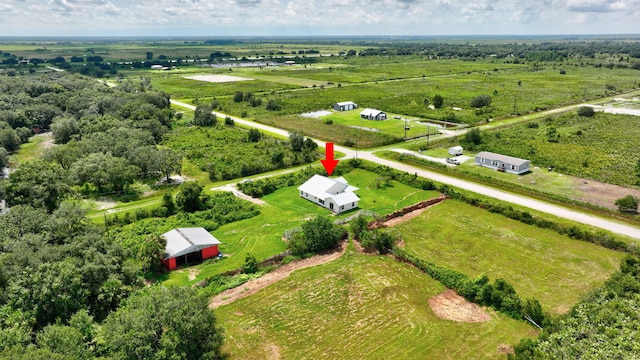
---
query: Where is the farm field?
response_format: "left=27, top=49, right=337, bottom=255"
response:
left=475, top=111, right=640, bottom=187
left=216, top=250, right=537, bottom=360
left=394, top=200, right=625, bottom=314
left=162, top=168, right=440, bottom=286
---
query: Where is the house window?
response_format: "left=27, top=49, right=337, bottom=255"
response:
left=319, top=199, right=325, bottom=205
left=510, top=165, right=516, bottom=170
left=340, top=206, right=344, bottom=210
left=482, top=158, right=486, bottom=164
left=352, top=202, right=355, bottom=206
left=300, top=191, right=303, bottom=195
left=493, top=161, right=498, bottom=166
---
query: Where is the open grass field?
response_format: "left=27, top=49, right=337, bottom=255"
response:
left=161, top=169, right=440, bottom=286
left=394, top=200, right=625, bottom=314
left=319, top=109, right=437, bottom=139
left=150, top=63, right=639, bottom=129
left=216, top=249, right=538, bottom=360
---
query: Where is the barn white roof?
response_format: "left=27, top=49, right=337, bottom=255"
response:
left=162, top=228, right=221, bottom=260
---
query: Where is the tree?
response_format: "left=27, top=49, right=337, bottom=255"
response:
left=289, top=216, right=344, bottom=255
left=3, top=160, right=71, bottom=212
left=153, top=148, right=182, bottom=181
left=37, top=324, right=90, bottom=358
left=0, top=147, right=8, bottom=169
left=175, top=181, right=203, bottom=212
left=100, top=286, right=224, bottom=360
left=224, top=116, right=234, bottom=126
left=233, top=91, right=244, bottom=102
left=145, top=51, right=153, bottom=60
left=615, top=195, right=638, bottom=213
left=266, top=99, right=281, bottom=111
left=243, top=129, right=259, bottom=143
left=270, top=151, right=284, bottom=166
left=470, top=94, right=492, bottom=108
left=161, top=193, right=176, bottom=216
left=194, top=105, right=217, bottom=126
left=0, top=129, right=20, bottom=152
left=243, top=253, right=259, bottom=274
left=577, top=106, right=595, bottom=117
left=289, top=131, right=304, bottom=152
left=463, top=128, right=482, bottom=146
left=303, top=137, right=318, bottom=152
left=51, top=116, right=80, bottom=144
left=432, top=94, right=444, bottom=109
left=70, top=152, right=139, bottom=192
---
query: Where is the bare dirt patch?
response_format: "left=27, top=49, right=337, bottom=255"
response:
left=498, top=344, right=514, bottom=355
left=266, top=343, right=282, bottom=360
left=572, top=177, right=640, bottom=211
left=188, top=267, right=200, bottom=281
left=383, top=207, right=430, bottom=227
left=428, top=289, right=491, bottom=323
left=211, top=184, right=266, bottom=205
left=209, top=242, right=347, bottom=308
left=300, top=110, right=333, bottom=118
left=184, top=74, right=253, bottom=83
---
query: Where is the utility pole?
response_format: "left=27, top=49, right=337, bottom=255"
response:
left=404, top=118, right=407, bottom=140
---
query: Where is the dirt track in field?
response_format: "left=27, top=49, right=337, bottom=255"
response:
left=428, top=289, right=492, bottom=323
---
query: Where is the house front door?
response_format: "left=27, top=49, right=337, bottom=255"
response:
left=329, top=203, right=334, bottom=210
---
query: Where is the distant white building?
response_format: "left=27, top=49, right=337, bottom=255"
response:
left=333, top=101, right=358, bottom=111
left=298, top=175, right=359, bottom=214
left=360, top=108, right=387, bottom=120
left=150, top=64, right=164, bottom=70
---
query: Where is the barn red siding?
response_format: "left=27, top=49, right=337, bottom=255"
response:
left=162, top=257, right=177, bottom=270
left=201, top=245, right=219, bottom=259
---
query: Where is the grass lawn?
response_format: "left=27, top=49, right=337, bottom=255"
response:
left=320, top=109, right=438, bottom=139
left=9, top=133, right=50, bottom=165
left=394, top=200, right=625, bottom=314
left=161, top=168, right=440, bottom=286
left=216, top=249, right=538, bottom=360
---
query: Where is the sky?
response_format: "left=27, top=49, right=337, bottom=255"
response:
left=0, top=0, right=638, bottom=37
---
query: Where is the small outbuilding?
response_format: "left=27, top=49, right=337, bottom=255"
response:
left=475, top=151, right=530, bottom=175
left=360, top=108, right=387, bottom=120
left=448, top=146, right=463, bottom=156
left=150, top=64, right=164, bottom=70
left=161, top=228, right=222, bottom=270
left=298, top=174, right=359, bottom=214
left=333, top=101, right=358, bottom=111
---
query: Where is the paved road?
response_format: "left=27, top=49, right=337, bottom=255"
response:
left=170, top=102, right=640, bottom=240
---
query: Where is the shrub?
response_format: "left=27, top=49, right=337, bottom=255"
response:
left=577, top=106, right=595, bottom=117
left=615, top=195, right=638, bottom=213
left=470, top=94, right=492, bottom=108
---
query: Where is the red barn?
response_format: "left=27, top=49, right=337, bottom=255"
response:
left=161, top=228, right=222, bottom=271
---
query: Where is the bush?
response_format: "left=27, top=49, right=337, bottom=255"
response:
left=615, top=195, right=638, bottom=213
left=577, top=106, right=595, bottom=117
left=288, top=216, right=345, bottom=255
left=470, top=94, right=492, bottom=108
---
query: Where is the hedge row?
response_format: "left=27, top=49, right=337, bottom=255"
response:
left=394, top=247, right=550, bottom=327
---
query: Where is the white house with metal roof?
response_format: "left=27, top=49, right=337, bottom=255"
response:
left=298, top=174, right=359, bottom=214
left=360, top=108, right=387, bottom=120
left=475, top=151, right=530, bottom=175
left=333, top=101, right=358, bottom=111
left=161, top=227, right=222, bottom=270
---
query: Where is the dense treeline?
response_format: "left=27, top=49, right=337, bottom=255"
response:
left=511, top=256, right=640, bottom=359
left=0, top=73, right=182, bottom=210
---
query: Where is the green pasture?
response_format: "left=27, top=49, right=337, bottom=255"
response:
left=394, top=200, right=625, bottom=314
left=216, top=250, right=537, bottom=360
left=320, top=109, right=438, bottom=139
left=148, top=75, right=301, bottom=99
left=259, top=57, right=526, bottom=84
left=166, top=64, right=639, bottom=127
left=161, top=168, right=440, bottom=286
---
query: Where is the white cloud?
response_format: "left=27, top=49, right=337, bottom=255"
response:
left=0, top=0, right=637, bottom=36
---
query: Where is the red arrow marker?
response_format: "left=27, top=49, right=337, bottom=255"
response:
left=320, top=142, right=339, bottom=176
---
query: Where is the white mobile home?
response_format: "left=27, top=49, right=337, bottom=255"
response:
left=360, top=108, right=387, bottom=120
left=475, top=151, right=530, bottom=175
left=298, top=175, right=359, bottom=214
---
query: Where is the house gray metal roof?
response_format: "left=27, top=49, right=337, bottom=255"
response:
left=162, top=228, right=221, bottom=260
left=475, top=151, right=530, bottom=166
left=336, top=101, right=357, bottom=106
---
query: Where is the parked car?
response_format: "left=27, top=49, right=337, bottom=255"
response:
left=446, top=158, right=460, bottom=165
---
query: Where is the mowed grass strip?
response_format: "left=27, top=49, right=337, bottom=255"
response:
left=216, top=250, right=537, bottom=360
left=394, top=200, right=625, bottom=314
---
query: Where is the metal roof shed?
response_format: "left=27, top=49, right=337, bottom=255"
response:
left=161, top=228, right=222, bottom=270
